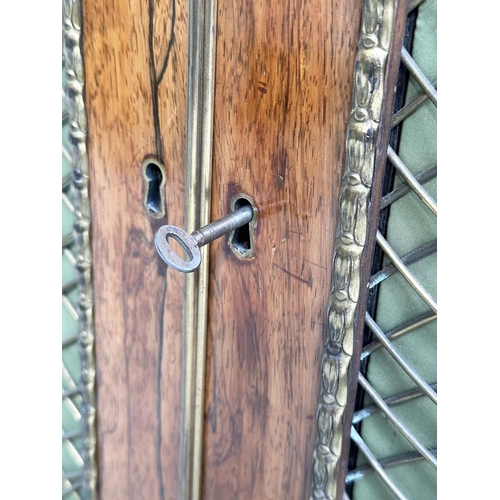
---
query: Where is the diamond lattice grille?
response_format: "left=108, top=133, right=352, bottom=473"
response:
left=346, top=0, right=437, bottom=498
left=62, top=57, right=85, bottom=499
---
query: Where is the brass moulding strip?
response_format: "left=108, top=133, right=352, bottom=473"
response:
left=181, top=0, right=218, bottom=496
left=310, top=0, right=396, bottom=498
left=63, top=0, right=98, bottom=499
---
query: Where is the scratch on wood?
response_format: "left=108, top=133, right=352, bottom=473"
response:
left=273, top=262, right=313, bottom=288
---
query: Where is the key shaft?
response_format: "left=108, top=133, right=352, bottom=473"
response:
left=191, top=205, right=253, bottom=247
left=155, top=205, right=255, bottom=272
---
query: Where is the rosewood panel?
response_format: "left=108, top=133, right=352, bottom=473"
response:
left=82, top=0, right=187, bottom=497
left=203, top=0, right=361, bottom=497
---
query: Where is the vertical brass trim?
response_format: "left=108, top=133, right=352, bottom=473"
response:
left=310, top=0, right=397, bottom=498
left=63, top=1, right=98, bottom=498
left=181, top=0, right=218, bottom=497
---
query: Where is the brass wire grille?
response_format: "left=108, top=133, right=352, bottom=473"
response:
left=62, top=58, right=85, bottom=498
left=345, top=0, right=437, bottom=498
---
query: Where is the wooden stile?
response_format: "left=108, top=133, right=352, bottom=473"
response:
left=83, top=0, right=188, bottom=497
left=203, top=0, right=361, bottom=497
left=81, top=0, right=368, bottom=496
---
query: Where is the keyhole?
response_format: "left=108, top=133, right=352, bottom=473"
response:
left=229, top=195, right=256, bottom=259
left=142, top=159, right=166, bottom=218
left=146, top=163, right=163, bottom=213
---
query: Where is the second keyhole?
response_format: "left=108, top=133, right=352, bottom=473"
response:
left=228, top=195, right=257, bottom=259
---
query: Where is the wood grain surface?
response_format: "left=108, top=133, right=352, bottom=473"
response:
left=83, top=0, right=187, bottom=497
left=83, top=0, right=366, bottom=496
left=203, top=0, right=361, bottom=497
